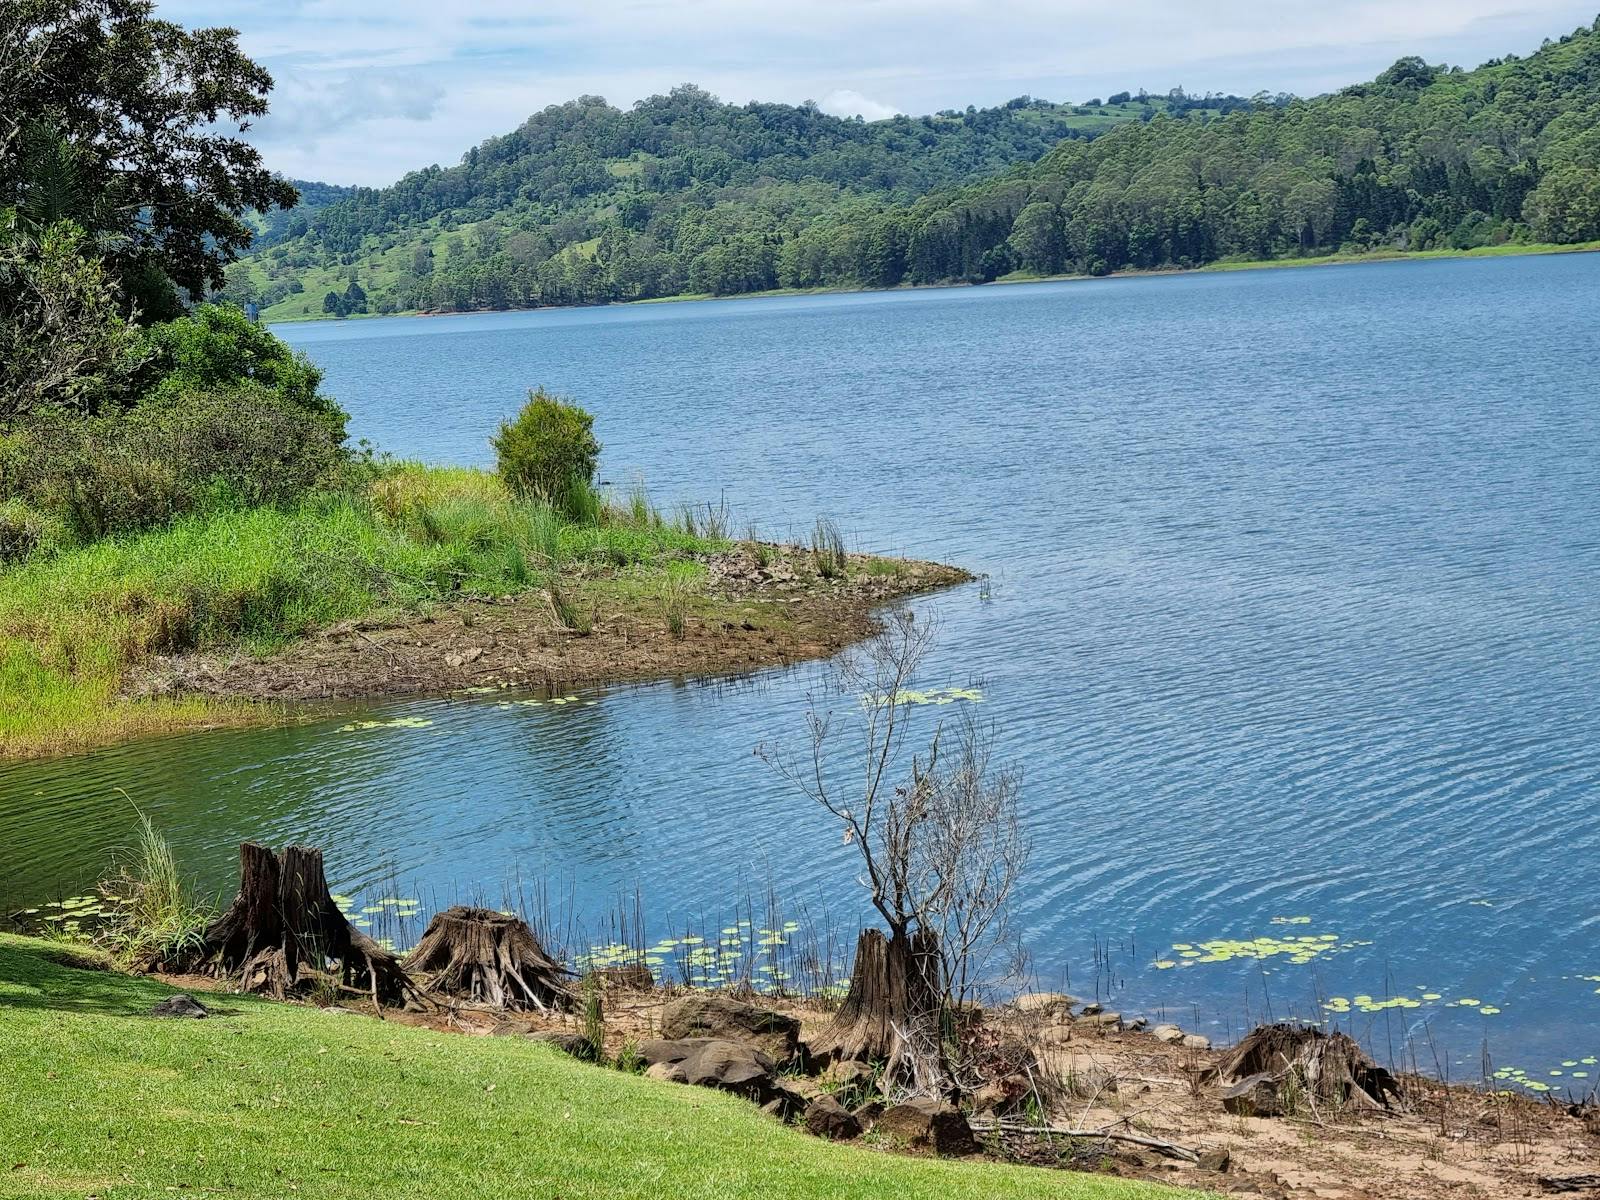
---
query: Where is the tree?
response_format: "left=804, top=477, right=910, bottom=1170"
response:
left=0, top=0, right=298, bottom=301
left=760, top=611, right=1027, bottom=1095
left=343, top=279, right=368, bottom=314
left=0, top=214, right=142, bottom=424
left=1008, top=201, right=1065, bottom=274
left=322, top=291, right=345, bottom=317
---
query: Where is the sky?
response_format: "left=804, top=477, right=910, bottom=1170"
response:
left=164, top=0, right=1600, bottom=188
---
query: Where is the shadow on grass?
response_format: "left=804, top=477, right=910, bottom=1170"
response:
left=0, top=939, right=243, bottom=1019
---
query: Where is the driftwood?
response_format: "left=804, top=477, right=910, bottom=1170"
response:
left=406, top=906, right=575, bottom=1011
left=1218, top=1023, right=1400, bottom=1111
left=194, top=843, right=420, bottom=1011
left=968, top=1117, right=1200, bottom=1162
left=1539, top=1175, right=1600, bottom=1194
left=809, top=927, right=946, bottom=1092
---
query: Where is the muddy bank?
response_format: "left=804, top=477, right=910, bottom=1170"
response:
left=130, top=545, right=971, bottom=704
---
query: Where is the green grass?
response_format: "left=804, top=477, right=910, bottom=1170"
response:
left=0, top=466, right=724, bottom=757
left=0, top=934, right=1192, bottom=1200
left=1198, top=239, right=1600, bottom=273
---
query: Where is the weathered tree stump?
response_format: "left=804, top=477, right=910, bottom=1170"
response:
left=194, top=843, right=420, bottom=1011
left=1218, top=1023, right=1400, bottom=1111
left=809, top=927, right=946, bottom=1093
left=406, top=906, right=575, bottom=1011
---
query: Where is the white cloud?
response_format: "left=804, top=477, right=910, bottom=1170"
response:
left=161, top=0, right=1600, bottom=185
left=818, top=89, right=901, bottom=121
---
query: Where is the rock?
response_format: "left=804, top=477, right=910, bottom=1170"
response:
left=759, top=1097, right=786, bottom=1119
left=149, top=994, right=208, bottom=1019
left=821, top=1059, right=874, bottom=1094
left=1079, top=1002, right=1103, bottom=1016
left=637, top=1037, right=776, bottom=1099
left=803, top=1095, right=863, bottom=1141
left=1079, top=1011, right=1122, bottom=1030
left=853, top=1099, right=887, bottom=1125
left=645, top=1061, right=687, bottom=1084
left=1221, top=1071, right=1285, bottom=1118
left=1151, top=1023, right=1185, bottom=1044
left=461, top=647, right=483, bottom=663
left=660, top=995, right=801, bottom=1064
left=1014, top=991, right=1078, bottom=1020
left=1199, top=1147, right=1232, bottom=1173
left=1032, top=1021, right=1074, bottom=1049
left=1126, top=1016, right=1149, bottom=1032
left=877, top=1098, right=981, bottom=1156
left=971, top=1073, right=1030, bottom=1115
left=444, top=653, right=464, bottom=668
left=526, top=1031, right=597, bottom=1061
left=1182, top=1033, right=1213, bottom=1051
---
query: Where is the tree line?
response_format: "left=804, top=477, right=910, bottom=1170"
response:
left=232, top=22, right=1600, bottom=318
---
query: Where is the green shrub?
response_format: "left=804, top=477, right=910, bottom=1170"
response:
left=137, top=304, right=343, bottom=423
left=0, top=498, right=61, bottom=564
left=492, top=388, right=600, bottom=517
left=6, top=385, right=348, bottom=543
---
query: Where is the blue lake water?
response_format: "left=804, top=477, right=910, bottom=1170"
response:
left=5, top=254, right=1599, bottom=1085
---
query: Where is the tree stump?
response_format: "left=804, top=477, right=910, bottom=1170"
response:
left=1218, top=1023, right=1400, bottom=1111
left=194, top=842, right=420, bottom=1010
left=406, top=906, right=575, bottom=1011
left=809, top=927, right=946, bottom=1093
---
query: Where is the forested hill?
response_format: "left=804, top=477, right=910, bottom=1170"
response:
left=234, top=21, right=1600, bottom=318
left=226, top=86, right=1254, bottom=317
left=895, top=20, right=1600, bottom=282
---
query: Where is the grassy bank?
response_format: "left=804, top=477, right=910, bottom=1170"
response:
left=0, top=465, right=722, bottom=758
left=0, top=934, right=1191, bottom=1200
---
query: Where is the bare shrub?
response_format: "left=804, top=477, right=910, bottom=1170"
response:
left=759, top=609, right=1027, bottom=1095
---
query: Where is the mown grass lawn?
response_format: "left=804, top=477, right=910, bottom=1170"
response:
left=0, top=935, right=1200, bottom=1200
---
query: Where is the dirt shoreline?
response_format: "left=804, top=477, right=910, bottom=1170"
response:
left=130, top=544, right=973, bottom=706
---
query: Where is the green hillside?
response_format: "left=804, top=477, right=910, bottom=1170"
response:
left=236, top=19, right=1600, bottom=318
left=225, top=88, right=1253, bottom=318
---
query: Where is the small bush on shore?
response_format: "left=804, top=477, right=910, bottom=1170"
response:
left=492, top=388, right=600, bottom=518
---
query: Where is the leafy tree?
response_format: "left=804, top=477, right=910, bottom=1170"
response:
left=322, top=291, right=345, bottom=317
left=137, top=304, right=338, bottom=422
left=0, top=0, right=297, bottom=301
left=1008, top=201, right=1066, bottom=274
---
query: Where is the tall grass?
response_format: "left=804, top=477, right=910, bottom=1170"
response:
left=811, top=516, right=847, bottom=579
left=0, top=464, right=731, bottom=755
left=98, top=815, right=213, bottom=967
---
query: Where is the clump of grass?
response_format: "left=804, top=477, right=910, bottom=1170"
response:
left=660, top=564, right=700, bottom=639
left=97, top=815, right=212, bottom=969
left=548, top=578, right=592, bottom=635
left=701, top=494, right=730, bottom=542
left=811, top=516, right=847, bottom=579
left=865, top=557, right=905, bottom=578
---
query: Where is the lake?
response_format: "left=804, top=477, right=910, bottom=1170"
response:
left=4, top=254, right=1599, bottom=1085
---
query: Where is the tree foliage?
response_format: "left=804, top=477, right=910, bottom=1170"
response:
left=0, top=0, right=297, bottom=300
left=244, top=21, right=1600, bottom=315
left=0, top=214, right=141, bottom=424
